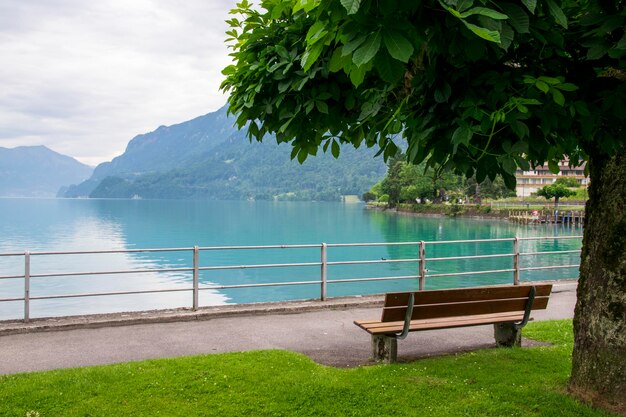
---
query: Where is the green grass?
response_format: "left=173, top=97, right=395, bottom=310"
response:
left=0, top=320, right=617, bottom=416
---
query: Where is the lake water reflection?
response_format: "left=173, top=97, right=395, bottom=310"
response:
left=0, top=199, right=582, bottom=319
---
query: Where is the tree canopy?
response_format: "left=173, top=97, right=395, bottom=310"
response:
left=554, top=176, right=581, bottom=188
left=222, top=0, right=625, bottom=185
left=536, top=182, right=576, bottom=203
left=221, top=0, right=626, bottom=412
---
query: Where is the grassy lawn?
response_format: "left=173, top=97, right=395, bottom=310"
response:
left=0, top=320, right=617, bottom=416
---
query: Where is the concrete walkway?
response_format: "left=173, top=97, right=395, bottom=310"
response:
left=0, top=282, right=577, bottom=375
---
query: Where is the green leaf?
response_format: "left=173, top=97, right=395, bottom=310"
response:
left=516, top=103, right=529, bottom=113
left=515, top=155, right=530, bottom=171
left=501, top=156, right=517, bottom=175
left=555, top=83, right=578, bottom=92
left=434, top=82, right=452, bottom=103
left=511, top=121, right=530, bottom=139
left=305, top=21, right=327, bottom=46
left=499, top=23, right=514, bottom=50
left=535, top=80, right=549, bottom=93
left=460, top=7, right=508, bottom=20
left=290, top=146, right=299, bottom=160
left=341, top=35, right=367, bottom=56
left=546, top=0, right=567, bottom=29
left=457, top=0, right=473, bottom=12
left=329, top=48, right=350, bottom=72
left=221, top=65, right=237, bottom=76
left=352, top=32, right=381, bottom=67
left=574, top=101, right=590, bottom=116
left=538, top=76, right=560, bottom=85
left=297, top=149, right=308, bottom=164
left=520, top=0, right=536, bottom=14
left=316, top=100, right=329, bottom=114
left=499, top=3, right=529, bottom=34
left=548, top=159, right=559, bottom=174
left=442, top=4, right=463, bottom=18
left=340, top=0, right=361, bottom=15
left=502, top=172, right=517, bottom=189
left=374, top=52, right=405, bottom=84
left=349, top=63, right=367, bottom=87
left=551, top=89, right=565, bottom=106
left=300, top=42, right=325, bottom=71
left=587, top=44, right=609, bottom=60
left=331, top=140, right=340, bottom=158
left=452, top=125, right=473, bottom=146
left=461, top=21, right=501, bottom=43
left=518, top=98, right=542, bottom=105
left=292, top=0, right=320, bottom=13
left=382, top=30, right=414, bottom=63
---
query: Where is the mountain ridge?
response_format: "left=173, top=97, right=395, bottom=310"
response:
left=0, top=145, right=93, bottom=197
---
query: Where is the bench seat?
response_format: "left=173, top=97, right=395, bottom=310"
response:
left=355, top=311, right=530, bottom=335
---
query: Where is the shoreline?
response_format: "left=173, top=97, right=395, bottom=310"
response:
left=365, top=203, right=510, bottom=221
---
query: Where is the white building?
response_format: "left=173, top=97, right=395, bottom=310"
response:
left=515, top=161, right=588, bottom=197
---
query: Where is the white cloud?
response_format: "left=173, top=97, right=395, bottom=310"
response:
left=0, top=0, right=235, bottom=165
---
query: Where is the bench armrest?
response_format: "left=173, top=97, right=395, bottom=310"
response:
left=393, top=292, right=414, bottom=340
left=514, top=286, right=536, bottom=330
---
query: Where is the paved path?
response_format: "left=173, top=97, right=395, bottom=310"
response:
left=0, top=282, right=577, bottom=375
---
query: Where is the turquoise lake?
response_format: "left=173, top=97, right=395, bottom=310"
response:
left=0, top=199, right=583, bottom=320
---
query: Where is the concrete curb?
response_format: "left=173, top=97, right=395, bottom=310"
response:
left=0, top=295, right=385, bottom=336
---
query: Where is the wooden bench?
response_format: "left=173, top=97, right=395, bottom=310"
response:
left=354, top=284, right=552, bottom=363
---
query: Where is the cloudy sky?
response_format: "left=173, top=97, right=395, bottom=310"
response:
left=0, top=0, right=235, bottom=166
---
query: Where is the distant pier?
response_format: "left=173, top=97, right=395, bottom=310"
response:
left=508, top=209, right=585, bottom=225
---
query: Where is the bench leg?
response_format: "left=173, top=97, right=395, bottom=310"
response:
left=371, top=335, right=397, bottom=363
left=494, top=322, right=522, bottom=347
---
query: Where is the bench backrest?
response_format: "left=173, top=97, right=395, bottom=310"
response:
left=381, top=284, right=553, bottom=322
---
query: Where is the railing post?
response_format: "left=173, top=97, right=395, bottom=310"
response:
left=320, top=243, right=327, bottom=301
left=419, top=241, right=426, bottom=290
left=192, top=246, right=199, bottom=310
left=24, top=251, right=30, bottom=322
left=513, top=237, right=520, bottom=285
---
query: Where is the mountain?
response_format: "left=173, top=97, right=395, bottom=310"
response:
left=63, top=106, right=237, bottom=198
left=0, top=146, right=93, bottom=198
left=63, top=105, right=388, bottom=201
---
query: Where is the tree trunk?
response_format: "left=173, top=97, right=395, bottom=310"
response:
left=570, top=151, right=626, bottom=415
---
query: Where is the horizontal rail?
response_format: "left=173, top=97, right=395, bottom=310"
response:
left=0, top=274, right=25, bottom=280
left=426, top=253, right=513, bottom=262
left=327, top=258, right=419, bottom=266
left=520, top=264, right=579, bottom=271
left=198, top=244, right=321, bottom=250
left=518, top=235, right=582, bottom=241
left=328, top=275, right=420, bottom=284
left=28, top=247, right=193, bottom=256
left=30, top=267, right=193, bottom=279
left=425, top=238, right=516, bottom=245
left=199, top=262, right=321, bottom=271
left=426, top=268, right=515, bottom=278
left=200, top=280, right=320, bottom=290
left=30, top=287, right=191, bottom=301
left=327, top=242, right=420, bottom=247
left=0, top=297, right=24, bottom=302
left=521, top=250, right=581, bottom=256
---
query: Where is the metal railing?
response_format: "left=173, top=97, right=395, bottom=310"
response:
left=0, top=236, right=583, bottom=322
